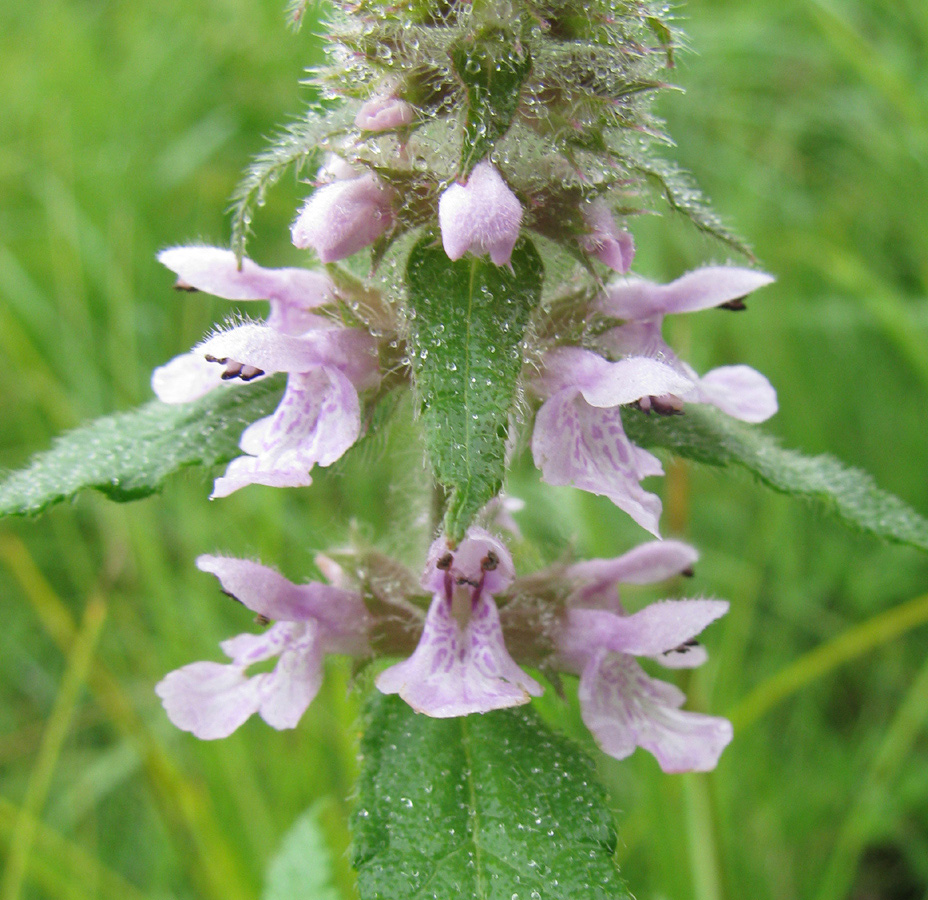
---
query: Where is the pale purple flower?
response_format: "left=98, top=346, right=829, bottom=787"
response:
left=376, top=528, right=542, bottom=717
left=551, top=541, right=733, bottom=772
left=438, top=161, right=523, bottom=266
left=291, top=171, right=395, bottom=263
left=355, top=95, right=415, bottom=132
left=194, top=323, right=380, bottom=497
left=156, top=555, right=369, bottom=740
left=595, top=266, right=777, bottom=422
left=152, top=247, right=334, bottom=403
left=580, top=199, right=635, bottom=274
left=531, top=349, right=694, bottom=535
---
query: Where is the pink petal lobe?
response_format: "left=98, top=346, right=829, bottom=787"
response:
left=578, top=652, right=732, bottom=772
left=532, top=390, right=663, bottom=535
left=155, top=662, right=263, bottom=740
left=376, top=593, right=541, bottom=718
left=692, top=365, right=778, bottom=423
left=211, top=368, right=361, bottom=498
left=564, top=600, right=729, bottom=659
left=438, top=162, right=523, bottom=265
left=257, top=624, right=325, bottom=729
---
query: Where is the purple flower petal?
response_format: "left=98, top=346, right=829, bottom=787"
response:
left=438, top=161, right=523, bottom=266
left=536, top=347, right=692, bottom=407
left=376, top=592, right=541, bottom=717
left=257, top=623, right=326, bottom=729
left=158, top=246, right=334, bottom=336
left=599, top=267, right=775, bottom=320
left=690, top=365, right=777, bottom=423
left=291, top=172, right=394, bottom=263
left=197, top=555, right=365, bottom=628
left=532, top=389, right=664, bottom=535
left=578, top=651, right=733, bottom=772
left=566, top=541, right=699, bottom=592
left=155, top=661, right=263, bottom=740
left=211, top=368, right=362, bottom=498
left=196, top=323, right=379, bottom=388
left=562, top=600, right=728, bottom=661
left=152, top=352, right=227, bottom=404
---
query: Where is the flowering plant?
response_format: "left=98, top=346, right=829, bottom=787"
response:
left=3, top=0, right=927, bottom=897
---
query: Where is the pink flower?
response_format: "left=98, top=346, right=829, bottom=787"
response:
left=156, top=556, right=370, bottom=739
left=291, top=171, right=394, bottom=263
left=551, top=541, right=733, bottom=772
left=531, top=350, right=693, bottom=535
left=151, top=247, right=334, bottom=403
left=596, top=267, right=778, bottom=424
left=376, top=528, right=542, bottom=717
left=580, top=200, right=636, bottom=274
left=194, top=323, right=380, bottom=497
left=438, top=161, right=523, bottom=266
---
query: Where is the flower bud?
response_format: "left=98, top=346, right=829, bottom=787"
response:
left=291, top=171, right=394, bottom=263
left=438, top=161, right=523, bottom=266
left=355, top=95, right=415, bottom=132
left=580, top=200, right=635, bottom=274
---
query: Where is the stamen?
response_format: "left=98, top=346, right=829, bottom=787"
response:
left=635, top=395, right=684, bottom=416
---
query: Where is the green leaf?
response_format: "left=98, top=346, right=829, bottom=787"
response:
left=0, top=378, right=284, bottom=517
left=352, top=694, right=631, bottom=900
left=264, top=803, right=339, bottom=900
left=406, top=236, right=544, bottom=542
left=451, top=28, right=533, bottom=175
left=623, top=405, right=928, bottom=552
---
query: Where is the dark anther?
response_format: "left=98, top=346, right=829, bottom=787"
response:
left=173, top=279, right=199, bottom=292
left=456, top=576, right=480, bottom=588
left=213, top=359, right=265, bottom=381
left=436, top=552, right=453, bottom=570
left=203, top=354, right=226, bottom=364
left=238, top=365, right=265, bottom=381
left=481, top=551, right=499, bottom=572
left=254, top=614, right=271, bottom=626
left=663, top=638, right=700, bottom=655
left=718, top=297, right=747, bottom=311
left=681, top=566, right=695, bottom=577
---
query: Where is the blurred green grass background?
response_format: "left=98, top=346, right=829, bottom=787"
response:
left=1, top=0, right=927, bottom=898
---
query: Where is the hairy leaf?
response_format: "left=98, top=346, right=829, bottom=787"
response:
left=624, top=405, right=928, bottom=552
left=619, top=153, right=752, bottom=259
left=0, top=378, right=284, bottom=517
left=229, top=116, right=324, bottom=260
left=352, top=694, right=631, bottom=900
left=406, top=236, right=544, bottom=542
